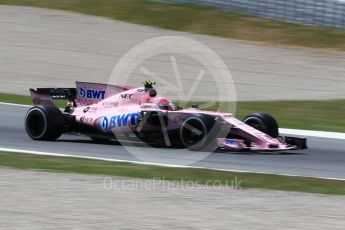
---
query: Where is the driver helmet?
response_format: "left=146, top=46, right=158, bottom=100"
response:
left=153, top=97, right=170, bottom=110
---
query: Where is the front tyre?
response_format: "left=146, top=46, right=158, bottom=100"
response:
left=243, top=112, right=279, bottom=138
left=25, top=105, right=64, bottom=140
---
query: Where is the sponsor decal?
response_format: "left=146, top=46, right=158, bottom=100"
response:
left=33, top=97, right=41, bottom=104
left=79, top=87, right=106, bottom=100
left=120, top=93, right=134, bottom=99
left=137, top=89, right=145, bottom=93
left=88, top=107, right=97, bottom=113
left=33, top=97, right=50, bottom=104
left=99, top=113, right=139, bottom=131
left=32, top=96, right=52, bottom=105
left=80, top=116, right=93, bottom=124
left=83, top=107, right=90, bottom=113
left=49, top=88, right=68, bottom=98
left=102, top=101, right=118, bottom=108
left=83, top=106, right=97, bottom=113
left=102, top=116, right=109, bottom=131
left=140, top=104, right=152, bottom=109
left=226, top=139, right=236, bottom=145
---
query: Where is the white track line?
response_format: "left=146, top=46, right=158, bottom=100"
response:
left=280, top=128, right=345, bottom=140
left=1, top=147, right=344, bottom=181
left=0, top=102, right=31, bottom=107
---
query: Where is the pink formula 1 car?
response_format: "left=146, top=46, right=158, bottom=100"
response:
left=25, top=81, right=307, bottom=152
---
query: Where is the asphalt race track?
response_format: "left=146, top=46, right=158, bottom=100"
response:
left=1, top=103, right=344, bottom=179
left=1, top=6, right=344, bottom=179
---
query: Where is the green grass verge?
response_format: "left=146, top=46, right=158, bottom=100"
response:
left=2, top=92, right=344, bottom=133
left=0, top=93, right=33, bottom=105
left=0, top=92, right=67, bottom=108
left=239, top=100, right=345, bottom=133
left=0, top=151, right=344, bottom=195
left=189, top=100, right=345, bottom=133
left=0, top=0, right=344, bottom=50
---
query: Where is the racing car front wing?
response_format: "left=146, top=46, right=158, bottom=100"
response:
left=217, top=136, right=307, bottom=152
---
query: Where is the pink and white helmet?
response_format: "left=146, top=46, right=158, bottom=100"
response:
left=153, top=97, right=170, bottom=110
left=153, top=97, right=169, bottom=104
left=151, top=97, right=178, bottom=111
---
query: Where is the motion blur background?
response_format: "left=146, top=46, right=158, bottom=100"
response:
left=172, top=0, right=345, bottom=28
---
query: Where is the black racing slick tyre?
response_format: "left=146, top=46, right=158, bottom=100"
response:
left=243, top=112, right=279, bottom=138
left=180, top=116, right=219, bottom=151
left=25, top=105, right=64, bottom=141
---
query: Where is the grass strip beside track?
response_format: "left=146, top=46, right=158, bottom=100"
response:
left=0, top=93, right=67, bottom=108
left=2, top=92, right=345, bottom=133
left=0, top=151, right=344, bottom=195
left=0, top=0, right=344, bottom=50
left=188, top=100, right=345, bottom=133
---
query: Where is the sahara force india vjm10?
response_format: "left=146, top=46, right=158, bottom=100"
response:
left=25, top=81, right=307, bottom=152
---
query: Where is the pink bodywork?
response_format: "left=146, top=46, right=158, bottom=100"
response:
left=30, top=82, right=296, bottom=151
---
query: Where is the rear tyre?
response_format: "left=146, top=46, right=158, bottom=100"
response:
left=25, top=105, right=64, bottom=140
left=243, top=112, right=279, bottom=138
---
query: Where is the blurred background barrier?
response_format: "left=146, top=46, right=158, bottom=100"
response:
left=171, top=0, right=345, bottom=29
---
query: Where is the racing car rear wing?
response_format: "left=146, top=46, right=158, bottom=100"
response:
left=33, top=88, right=76, bottom=99
left=29, top=81, right=137, bottom=106
left=29, top=88, right=77, bottom=105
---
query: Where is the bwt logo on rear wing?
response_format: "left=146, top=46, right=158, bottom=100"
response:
left=76, top=81, right=130, bottom=106
left=29, top=81, right=132, bottom=106
left=78, top=87, right=105, bottom=100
